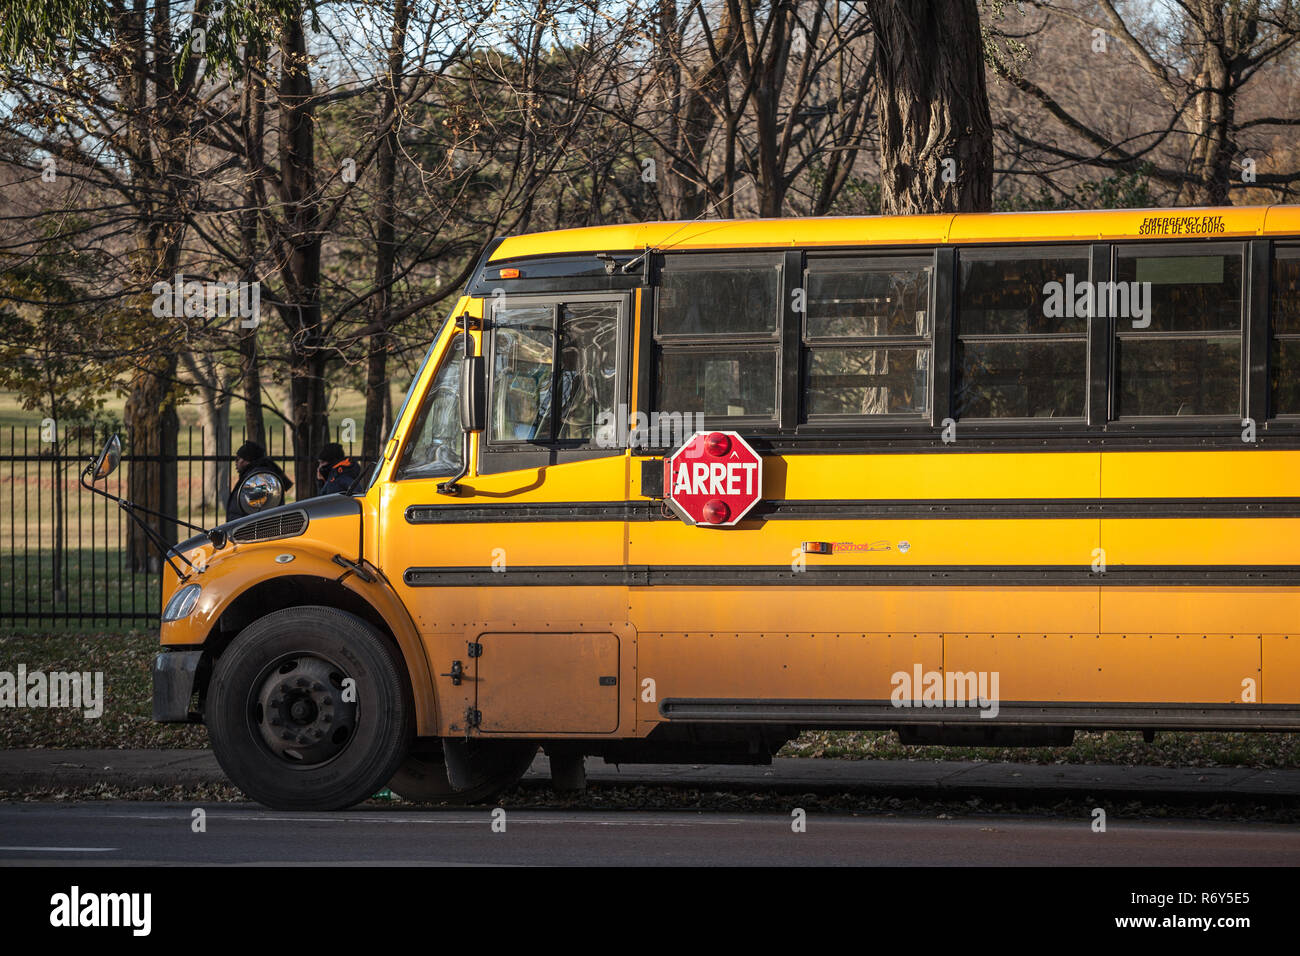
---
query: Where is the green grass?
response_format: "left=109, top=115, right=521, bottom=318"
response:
left=0, top=549, right=160, bottom=630
left=3, top=630, right=1299, bottom=769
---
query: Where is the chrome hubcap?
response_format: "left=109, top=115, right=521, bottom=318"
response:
left=254, top=656, right=357, bottom=764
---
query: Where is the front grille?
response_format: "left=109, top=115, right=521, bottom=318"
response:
left=230, top=509, right=309, bottom=544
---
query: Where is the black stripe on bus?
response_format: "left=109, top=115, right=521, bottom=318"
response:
left=406, top=497, right=1300, bottom=524
left=401, top=564, right=1300, bottom=588
left=656, top=698, right=1300, bottom=730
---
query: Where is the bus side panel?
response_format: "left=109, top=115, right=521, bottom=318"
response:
left=630, top=518, right=1100, bottom=569
left=475, top=630, right=623, bottom=734
left=1099, top=450, right=1300, bottom=499
left=1101, top=517, right=1300, bottom=566
left=1103, top=587, right=1300, bottom=703
left=630, top=586, right=1099, bottom=729
left=379, top=455, right=633, bottom=737
left=635, top=632, right=942, bottom=734
left=408, top=595, right=634, bottom=738
left=1101, top=588, right=1300, bottom=635
left=943, top=633, right=1258, bottom=704
left=1100, top=449, right=1300, bottom=706
left=777, top=451, right=1101, bottom=500
left=1263, top=636, right=1300, bottom=704
left=629, top=586, right=1100, bottom=634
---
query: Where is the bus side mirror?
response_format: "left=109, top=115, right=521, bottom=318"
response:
left=439, top=321, right=482, bottom=496
left=461, top=355, right=485, bottom=433
left=91, top=434, right=122, bottom=481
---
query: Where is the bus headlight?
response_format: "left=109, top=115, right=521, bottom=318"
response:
left=163, top=584, right=202, bottom=622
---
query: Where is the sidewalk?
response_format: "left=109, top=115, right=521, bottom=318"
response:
left=3, top=749, right=1299, bottom=802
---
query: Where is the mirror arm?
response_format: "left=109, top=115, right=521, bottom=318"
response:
left=80, top=464, right=209, bottom=535
left=78, top=460, right=200, bottom=579
left=79, top=440, right=229, bottom=581
left=111, top=496, right=194, bottom=581
left=436, top=432, right=473, bottom=497
left=131, top=509, right=193, bottom=581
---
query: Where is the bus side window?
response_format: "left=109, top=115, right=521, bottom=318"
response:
left=1271, top=246, right=1300, bottom=416
left=489, top=300, right=618, bottom=444
left=492, top=306, right=555, bottom=441
left=1114, top=244, right=1244, bottom=417
left=654, top=254, right=782, bottom=422
left=955, top=247, right=1090, bottom=420
left=803, top=255, right=933, bottom=418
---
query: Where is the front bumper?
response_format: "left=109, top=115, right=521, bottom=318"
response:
left=153, top=650, right=205, bottom=722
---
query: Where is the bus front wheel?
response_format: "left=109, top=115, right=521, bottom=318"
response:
left=207, top=605, right=412, bottom=811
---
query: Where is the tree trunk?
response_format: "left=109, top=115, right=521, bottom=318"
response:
left=383, top=379, right=394, bottom=442
left=363, top=338, right=389, bottom=464
left=278, top=6, right=327, bottom=495
left=288, top=352, right=328, bottom=496
left=738, top=1, right=794, bottom=218
left=125, top=360, right=179, bottom=572
left=195, top=387, right=232, bottom=517
left=119, top=0, right=183, bottom=572
left=240, top=38, right=268, bottom=447
left=363, top=0, right=409, bottom=464
left=1185, top=9, right=1234, bottom=205
left=868, top=0, right=993, bottom=214
left=654, top=0, right=733, bottom=220
left=238, top=326, right=266, bottom=448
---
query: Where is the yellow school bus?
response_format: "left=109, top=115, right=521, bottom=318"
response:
left=134, top=205, right=1300, bottom=810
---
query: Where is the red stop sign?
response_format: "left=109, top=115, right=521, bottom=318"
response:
left=663, top=431, right=763, bottom=527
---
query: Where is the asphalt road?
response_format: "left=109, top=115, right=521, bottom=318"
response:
left=2, top=803, right=1298, bottom=865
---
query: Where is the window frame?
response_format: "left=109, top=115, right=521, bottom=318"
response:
left=800, top=250, right=938, bottom=424
left=479, top=291, right=631, bottom=474
left=1269, top=243, right=1300, bottom=420
left=1109, top=240, right=1247, bottom=422
left=953, top=243, right=1095, bottom=424
left=630, top=235, right=1300, bottom=451
left=651, top=252, right=786, bottom=429
left=653, top=251, right=785, bottom=343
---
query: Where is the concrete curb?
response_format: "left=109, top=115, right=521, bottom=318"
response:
left=2, top=749, right=1299, bottom=802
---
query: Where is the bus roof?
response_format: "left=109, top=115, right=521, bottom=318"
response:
left=488, top=204, right=1300, bottom=261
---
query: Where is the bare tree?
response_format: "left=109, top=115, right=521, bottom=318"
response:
left=994, top=0, right=1300, bottom=204
left=0, top=1, right=292, bottom=566
left=867, top=0, right=994, bottom=213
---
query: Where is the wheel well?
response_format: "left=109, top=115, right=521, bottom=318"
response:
left=193, top=575, right=403, bottom=710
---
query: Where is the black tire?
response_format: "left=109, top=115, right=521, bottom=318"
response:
left=388, top=740, right=538, bottom=804
left=207, top=605, right=412, bottom=811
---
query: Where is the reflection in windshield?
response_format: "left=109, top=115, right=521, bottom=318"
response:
left=395, top=354, right=463, bottom=479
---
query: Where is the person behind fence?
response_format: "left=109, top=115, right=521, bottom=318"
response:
left=316, top=442, right=362, bottom=496
left=226, top=441, right=293, bottom=520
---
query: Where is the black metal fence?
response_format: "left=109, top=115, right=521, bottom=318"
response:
left=0, top=424, right=361, bottom=630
